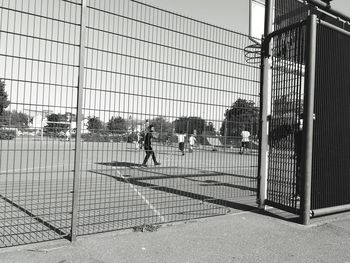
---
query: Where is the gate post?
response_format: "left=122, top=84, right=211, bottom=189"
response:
left=300, top=14, right=317, bottom=225
left=71, top=0, right=87, bottom=241
left=258, top=0, right=273, bottom=208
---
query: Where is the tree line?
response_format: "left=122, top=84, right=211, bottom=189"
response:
left=0, top=79, right=260, bottom=138
left=0, top=80, right=30, bottom=129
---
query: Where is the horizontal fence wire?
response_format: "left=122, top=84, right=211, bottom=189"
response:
left=0, top=0, right=260, bottom=247
left=311, top=24, right=350, bottom=210
left=267, top=23, right=305, bottom=214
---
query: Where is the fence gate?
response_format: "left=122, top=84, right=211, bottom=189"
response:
left=265, top=21, right=306, bottom=214
left=0, top=0, right=260, bottom=247
left=263, top=0, right=350, bottom=220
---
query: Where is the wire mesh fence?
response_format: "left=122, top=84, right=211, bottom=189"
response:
left=0, top=0, right=80, bottom=247
left=0, top=0, right=260, bottom=247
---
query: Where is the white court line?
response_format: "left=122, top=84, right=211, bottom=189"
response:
left=1, top=162, right=166, bottom=222
left=113, top=167, right=165, bottom=223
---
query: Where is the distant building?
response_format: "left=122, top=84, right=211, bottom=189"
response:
left=31, top=114, right=47, bottom=129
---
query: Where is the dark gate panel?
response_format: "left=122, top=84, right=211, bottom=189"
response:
left=311, top=24, right=350, bottom=210
left=266, top=23, right=306, bottom=214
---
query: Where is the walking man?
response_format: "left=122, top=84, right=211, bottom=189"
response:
left=189, top=134, right=196, bottom=153
left=240, top=129, right=250, bottom=154
left=177, top=131, right=186, bottom=155
left=142, top=125, right=161, bottom=167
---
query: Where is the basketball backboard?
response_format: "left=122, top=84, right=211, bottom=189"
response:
left=249, top=0, right=265, bottom=42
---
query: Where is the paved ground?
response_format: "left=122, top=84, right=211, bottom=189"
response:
left=1, top=208, right=350, bottom=263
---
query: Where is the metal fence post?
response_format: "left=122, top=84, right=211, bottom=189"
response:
left=70, top=0, right=87, bottom=241
left=258, top=0, right=273, bottom=208
left=300, top=14, right=317, bottom=225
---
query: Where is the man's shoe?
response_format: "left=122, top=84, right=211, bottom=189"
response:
left=154, top=162, right=161, bottom=166
left=141, top=164, right=147, bottom=167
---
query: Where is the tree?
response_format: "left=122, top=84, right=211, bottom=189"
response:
left=87, top=116, right=104, bottom=133
left=0, top=79, right=10, bottom=116
left=174, top=117, right=206, bottom=135
left=0, top=110, right=30, bottom=128
left=149, top=116, right=173, bottom=142
left=205, top=122, right=216, bottom=135
left=44, top=113, right=70, bottom=136
left=107, top=116, right=127, bottom=134
left=7, top=110, right=30, bottom=128
left=220, top=98, right=259, bottom=137
left=150, top=117, right=173, bottom=134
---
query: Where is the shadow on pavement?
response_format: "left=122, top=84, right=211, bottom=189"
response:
left=97, top=161, right=142, bottom=167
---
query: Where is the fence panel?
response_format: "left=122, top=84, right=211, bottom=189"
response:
left=0, top=0, right=81, bottom=247
left=75, top=0, right=260, bottom=236
left=0, top=0, right=260, bottom=246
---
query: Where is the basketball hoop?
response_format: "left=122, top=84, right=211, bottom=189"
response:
left=244, top=41, right=261, bottom=65
left=246, top=0, right=265, bottom=65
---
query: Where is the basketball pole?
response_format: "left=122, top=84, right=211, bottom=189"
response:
left=258, top=0, right=273, bottom=209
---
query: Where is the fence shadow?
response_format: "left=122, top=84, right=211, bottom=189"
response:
left=97, top=161, right=142, bottom=167
left=90, top=169, right=258, bottom=213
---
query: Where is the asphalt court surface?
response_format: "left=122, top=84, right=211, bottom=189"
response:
left=0, top=141, right=258, bottom=247
left=0, top=167, right=247, bottom=247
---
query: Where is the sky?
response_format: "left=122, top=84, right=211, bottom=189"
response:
left=142, top=0, right=250, bottom=34
left=0, top=0, right=260, bottom=131
left=142, top=0, right=350, bottom=33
